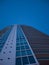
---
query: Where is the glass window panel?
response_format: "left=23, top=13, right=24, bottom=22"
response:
left=21, top=36, right=24, bottom=39
left=20, top=39, right=23, bottom=42
left=25, top=45, right=29, bottom=49
left=16, top=47, right=20, bottom=50
left=20, top=36, right=24, bottom=39
left=0, top=45, right=3, bottom=48
left=0, top=43, right=4, bottom=45
left=20, top=38, right=26, bottom=41
left=23, top=40, right=26, bottom=42
left=16, top=40, right=19, bottom=42
left=24, top=42, right=27, bottom=44
left=16, top=58, right=21, bottom=65
left=26, top=50, right=32, bottom=55
left=22, top=57, right=29, bottom=65
left=21, top=46, right=25, bottom=50
left=21, top=51, right=26, bottom=56
left=28, top=56, right=36, bottom=64
left=16, top=51, right=21, bottom=57
left=16, top=38, right=19, bottom=40
left=16, top=43, right=20, bottom=46
left=20, top=42, right=24, bottom=45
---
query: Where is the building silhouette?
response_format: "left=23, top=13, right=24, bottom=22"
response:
left=0, top=25, right=49, bottom=65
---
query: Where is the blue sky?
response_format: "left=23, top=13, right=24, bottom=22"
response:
left=0, top=0, right=49, bottom=35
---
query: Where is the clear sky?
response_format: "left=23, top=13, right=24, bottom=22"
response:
left=0, top=0, right=49, bottom=35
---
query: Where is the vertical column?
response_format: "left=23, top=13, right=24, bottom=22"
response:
left=0, top=25, right=17, bottom=65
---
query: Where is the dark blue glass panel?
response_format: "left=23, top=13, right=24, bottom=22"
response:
left=16, top=43, right=20, bottom=46
left=22, top=57, right=29, bottom=65
left=0, top=45, right=3, bottom=48
left=16, top=51, right=21, bottom=57
left=24, top=42, right=27, bottom=45
left=20, top=40, right=26, bottom=43
left=21, top=51, right=26, bottom=56
left=16, top=58, right=21, bottom=65
left=28, top=56, right=36, bottom=64
left=21, top=46, right=25, bottom=50
left=25, top=45, right=29, bottom=49
left=26, top=50, right=32, bottom=55
left=20, top=42, right=24, bottom=45
left=16, top=38, right=19, bottom=42
left=16, top=47, right=20, bottom=50
left=20, top=36, right=24, bottom=39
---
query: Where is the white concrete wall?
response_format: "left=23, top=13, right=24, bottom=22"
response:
left=0, top=25, right=17, bottom=65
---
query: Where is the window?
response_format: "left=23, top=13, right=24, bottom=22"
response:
left=26, top=50, right=32, bottom=55
left=28, top=56, right=36, bottom=64
left=16, top=58, right=21, bottom=65
left=16, top=51, right=21, bottom=57
left=16, top=43, right=20, bottom=46
left=25, top=45, right=29, bottom=49
left=21, top=46, right=25, bottom=50
left=22, top=57, right=29, bottom=65
left=16, top=47, right=20, bottom=50
left=20, top=42, right=24, bottom=45
left=21, top=51, right=26, bottom=56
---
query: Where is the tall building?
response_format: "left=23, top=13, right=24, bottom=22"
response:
left=0, top=25, right=49, bottom=65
